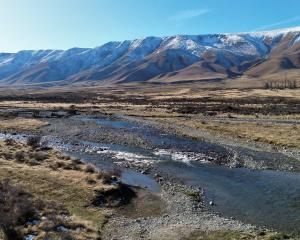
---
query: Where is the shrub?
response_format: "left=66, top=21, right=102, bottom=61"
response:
left=92, top=183, right=136, bottom=207
left=85, top=177, right=97, bottom=185
left=85, top=164, right=96, bottom=174
left=49, top=161, right=65, bottom=170
left=96, top=172, right=112, bottom=184
left=67, top=105, right=78, bottom=115
left=62, top=155, right=71, bottom=160
left=27, top=159, right=40, bottom=166
left=71, top=158, right=83, bottom=165
left=2, top=152, right=13, bottom=161
left=15, top=151, right=26, bottom=163
left=4, top=139, right=15, bottom=146
left=27, top=136, right=41, bottom=149
left=33, top=151, right=48, bottom=161
left=63, top=162, right=81, bottom=171
left=0, top=179, right=36, bottom=240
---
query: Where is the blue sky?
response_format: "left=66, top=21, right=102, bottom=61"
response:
left=1, top=0, right=300, bottom=52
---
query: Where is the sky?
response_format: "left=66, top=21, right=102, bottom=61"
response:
left=0, top=0, right=300, bottom=52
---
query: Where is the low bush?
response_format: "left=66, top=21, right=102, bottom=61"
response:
left=0, top=179, right=36, bottom=240
left=27, top=136, right=41, bottom=149
left=62, top=162, right=80, bottom=171
left=2, top=152, right=13, bottom=161
left=33, top=151, right=48, bottom=161
left=96, top=172, right=112, bottom=184
left=62, top=155, right=71, bottom=160
left=92, top=183, right=136, bottom=207
left=71, top=158, right=83, bottom=165
left=85, top=177, right=97, bottom=185
left=27, top=159, right=40, bottom=166
left=67, top=105, right=78, bottom=115
left=85, top=164, right=96, bottom=174
left=49, top=161, right=65, bottom=170
left=4, top=139, right=15, bottom=146
left=15, top=151, right=26, bottom=163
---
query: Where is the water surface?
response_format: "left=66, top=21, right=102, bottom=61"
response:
left=92, top=116, right=300, bottom=232
left=2, top=116, right=300, bottom=232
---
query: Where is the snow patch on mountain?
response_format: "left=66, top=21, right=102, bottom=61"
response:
left=0, top=26, right=299, bottom=85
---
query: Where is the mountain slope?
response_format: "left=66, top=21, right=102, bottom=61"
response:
left=0, top=26, right=300, bottom=86
left=246, top=32, right=300, bottom=77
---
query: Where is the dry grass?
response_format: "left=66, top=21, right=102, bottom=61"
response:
left=150, top=88, right=300, bottom=101
left=154, top=117, right=300, bottom=148
left=0, top=117, right=47, bottom=131
left=0, top=87, right=299, bottom=149
left=0, top=88, right=299, bottom=108
left=0, top=140, right=119, bottom=239
left=202, top=122, right=300, bottom=148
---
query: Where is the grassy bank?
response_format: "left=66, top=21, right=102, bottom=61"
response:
left=152, top=116, right=300, bottom=149
left=0, top=118, right=47, bottom=132
left=0, top=139, right=127, bottom=239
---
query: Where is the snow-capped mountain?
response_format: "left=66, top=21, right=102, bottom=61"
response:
left=0, top=26, right=300, bottom=86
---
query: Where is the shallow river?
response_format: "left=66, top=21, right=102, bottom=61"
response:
left=2, top=116, right=300, bottom=233
left=88, top=116, right=300, bottom=233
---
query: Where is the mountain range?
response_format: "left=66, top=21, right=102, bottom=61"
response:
left=0, top=26, right=300, bottom=86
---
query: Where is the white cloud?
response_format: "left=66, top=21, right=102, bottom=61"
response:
left=168, top=8, right=210, bottom=22
left=254, top=16, right=300, bottom=31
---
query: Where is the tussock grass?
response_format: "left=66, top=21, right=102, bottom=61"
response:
left=0, top=140, right=122, bottom=239
left=0, top=117, right=47, bottom=131
left=160, top=117, right=300, bottom=148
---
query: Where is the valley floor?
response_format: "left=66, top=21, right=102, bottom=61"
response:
left=0, top=85, right=299, bottom=239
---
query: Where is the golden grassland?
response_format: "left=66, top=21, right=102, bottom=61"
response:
left=94, top=87, right=300, bottom=149
left=0, top=87, right=299, bottom=150
left=149, top=116, right=300, bottom=149
left=150, top=88, right=300, bottom=101
left=0, top=140, right=117, bottom=239
left=0, top=117, right=47, bottom=131
left=0, top=88, right=299, bottom=107
left=0, top=86, right=298, bottom=239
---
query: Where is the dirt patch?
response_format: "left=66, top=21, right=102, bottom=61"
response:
left=118, top=188, right=167, bottom=218
left=92, top=183, right=137, bottom=208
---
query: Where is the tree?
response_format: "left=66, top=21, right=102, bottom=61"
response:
left=264, top=82, right=270, bottom=89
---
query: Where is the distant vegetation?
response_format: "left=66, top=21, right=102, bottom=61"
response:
left=264, top=80, right=297, bottom=89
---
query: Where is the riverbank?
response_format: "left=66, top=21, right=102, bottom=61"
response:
left=119, top=114, right=300, bottom=172
left=0, top=138, right=139, bottom=239
left=0, top=90, right=299, bottom=238
left=0, top=133, right=293, bottom=240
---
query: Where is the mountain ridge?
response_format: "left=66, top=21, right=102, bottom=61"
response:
left=0, top=26, right=300, bottom=87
